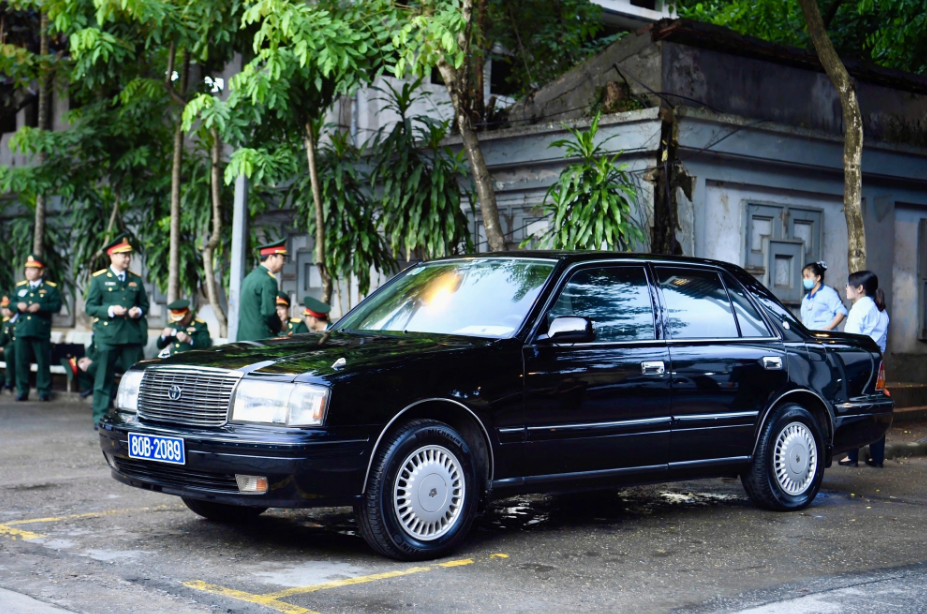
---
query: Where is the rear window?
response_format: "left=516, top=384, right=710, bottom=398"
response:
left=656, top=267, right=739, bottom=340
left=725, top=276, right=772, bottom=337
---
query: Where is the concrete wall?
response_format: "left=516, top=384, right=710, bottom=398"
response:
left=892, top=205, right=927, bottom=356
left=663, top=42, right=927, bottom=147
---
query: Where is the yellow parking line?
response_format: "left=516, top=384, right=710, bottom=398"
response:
left=184, top=581, right=318, bottom=614
left=0, top=505, right=183, bottom=542
left=185, top=553, right=507, bottom=613
left=264, top=565, right=434, bottom=599
left=6, top=504, right=181, bottom=526
left=0, top=523, right=45, bottom=541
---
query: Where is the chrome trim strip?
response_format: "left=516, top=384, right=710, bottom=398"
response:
left=673, top=411, right=759, bottom=422
left=669, top=456, right=751, bottom=468
left=836, top=397, right=894, bottom=411
left=143, top=364, right=245, bottom=377
left=497, top=427, right=524, bottom=434
left=527, top=417, right=672, bottom=432
left=751, top=388, right=834, bottom=457
left=521, top=463, right=667, bottom=485
left=665, top=337, right=781, bottom=344
left=361, top=398, right=495, bottom=494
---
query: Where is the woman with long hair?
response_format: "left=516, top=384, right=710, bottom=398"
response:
left=839, top=270, right=890, bottom=468
left=800, top=261, right=847, bottom=330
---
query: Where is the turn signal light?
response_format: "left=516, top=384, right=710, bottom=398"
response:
left=875, top=361, right=886, bottom=392
left=235, top=475, right=268, bottom=494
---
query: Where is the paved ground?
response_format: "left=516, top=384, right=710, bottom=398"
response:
left=2, top=398, right=927, bottom=614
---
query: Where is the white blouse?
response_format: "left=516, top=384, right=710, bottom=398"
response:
left=844, top=296, right=883, bottom=347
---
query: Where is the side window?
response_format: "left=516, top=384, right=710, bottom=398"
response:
left=549, top=266, right=655, bottom=342
left=656, top=267, right=739, bottom=340
left=724, top=275, right=772, bottom=337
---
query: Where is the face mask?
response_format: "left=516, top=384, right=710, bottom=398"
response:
left=803, top=279, right=815, bottom=291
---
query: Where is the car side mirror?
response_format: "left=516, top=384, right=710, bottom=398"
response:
left=545, top=316, right=595, bottom=344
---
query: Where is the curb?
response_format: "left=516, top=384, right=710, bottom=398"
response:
left=860, top=440, right=927, bottom=460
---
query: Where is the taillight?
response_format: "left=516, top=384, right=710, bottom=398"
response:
left=875, top=361, right=886, bottom=393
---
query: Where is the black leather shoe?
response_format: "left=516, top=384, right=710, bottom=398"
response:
left=838, top=457, right=858, bottom=467
left=865, top=458, right=884, bottom=468
left=39, top=394, right=51, bottom=402
left=15, top=394, right=27, bottom=402
left=80, top=389, right=93, bottom=398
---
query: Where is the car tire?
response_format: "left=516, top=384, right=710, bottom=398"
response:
left=742, top=403, right=825, bottom=511
left=181, top=497, right=267, bottom=523
left=355, top=419, right=480, bottom=561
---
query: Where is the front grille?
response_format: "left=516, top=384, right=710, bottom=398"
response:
left=113, top=456, right=239, bottom=493
left=137, top=367, right=240, bottom=427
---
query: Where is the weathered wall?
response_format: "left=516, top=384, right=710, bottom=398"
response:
left=662, top=42, right=927, bottom=147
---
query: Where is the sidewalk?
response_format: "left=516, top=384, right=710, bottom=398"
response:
left=0, top=588, right=75, bottom=613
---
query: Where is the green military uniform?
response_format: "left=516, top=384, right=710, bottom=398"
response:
left=14, top=256, right=63, bottom=400
left=276, top=292, right=309, bottom=335
left=0, top=309, right=17, bottom=391
left=156, top=299, right=211, bottom=356
left=285, top=317, right=309, bottom=335
left=85, top=235, right=149, bottom=423
left=237, top=239, right=286, bottom=341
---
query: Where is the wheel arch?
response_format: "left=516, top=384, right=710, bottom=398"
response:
left=361, top=398, right=494, bottom=495
left=752, top=388, right=834, bottom=457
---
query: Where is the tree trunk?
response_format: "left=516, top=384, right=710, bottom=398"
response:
left=798, top=0, right=866, bottom=272
left=437, top=59, right=506, bottom=253
left=167, top=50, right=189, bottom=303
left=32, top=11, right=49, bottom=258
left=203, top=127, right=228, bottom=337
left=303, top=120, right=333, bottom=305
left=432, top=0, right=506, bottom=253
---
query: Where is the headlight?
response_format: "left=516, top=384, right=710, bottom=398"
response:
left=230, top=380, right=329, bottom=427
left=115, top=370, right=144, bottom=413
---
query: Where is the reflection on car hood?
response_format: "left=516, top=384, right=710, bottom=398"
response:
left=140, top=331, right=495, bottom=379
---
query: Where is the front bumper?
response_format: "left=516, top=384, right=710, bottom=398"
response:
left=832, top=394, right=894, bottom=456
left=98, top=413, right=372, bottom=508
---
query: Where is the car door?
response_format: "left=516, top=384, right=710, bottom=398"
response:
left=654, top=266, right=788, bottom=466
left=522, top=264, right=672, bottom=480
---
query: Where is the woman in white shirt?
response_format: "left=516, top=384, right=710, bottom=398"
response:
left=839, top=270, right=889, bottom=468
left=800, top=261, right=847, bottom=330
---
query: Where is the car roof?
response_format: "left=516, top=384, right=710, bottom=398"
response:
left=432, top=251, right=748, bottom=274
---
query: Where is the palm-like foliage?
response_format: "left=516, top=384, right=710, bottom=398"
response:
left=529, top=113, right=644, bottom=251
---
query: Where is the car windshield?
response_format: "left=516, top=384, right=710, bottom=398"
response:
left=334, top=258, right=557, bottom=338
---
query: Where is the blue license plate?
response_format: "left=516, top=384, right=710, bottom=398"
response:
left=127, top=433, right=185, bottom=465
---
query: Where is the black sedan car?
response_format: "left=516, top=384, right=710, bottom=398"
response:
left=100, top=253, right=892, bottom=560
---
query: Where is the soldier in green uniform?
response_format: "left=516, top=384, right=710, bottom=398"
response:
left=156, top=299, right=211, bottom=356
left=302, top=296, right=331, bottom=333
left=0, top=293, right=18, bottom=391
left=85, top=235, right=149, bottom=426
left=236, top=238, right=286, bottom=341
left=276, top=293, right=309, bottom=335
left=14, top=255, right=63, bottom=401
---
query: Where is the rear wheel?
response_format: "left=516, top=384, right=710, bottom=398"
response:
left=181, top=497, right=267, bottom=522
left=742, top=403, right=824, bottom=511
left=355, top=419, right=479, bottom=561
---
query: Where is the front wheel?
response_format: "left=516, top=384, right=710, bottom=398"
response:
left=355, top=419, right=479, bottom=561
left=181, top=497, right=267, bottom=522
left=742, top=403, right=825, bottom=511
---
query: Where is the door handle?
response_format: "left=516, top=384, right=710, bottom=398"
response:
left=641, top=361, right=665, bottom=375
left=762, top=357, right=783, bottom=370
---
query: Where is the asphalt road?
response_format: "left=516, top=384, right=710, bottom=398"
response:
left=2, top=398, right=926, bottom=614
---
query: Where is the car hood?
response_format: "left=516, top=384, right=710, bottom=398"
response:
left=141, top=331, right=496, bottom=381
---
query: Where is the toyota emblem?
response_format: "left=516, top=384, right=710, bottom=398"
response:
left=168, top=385, right=183, bottom=401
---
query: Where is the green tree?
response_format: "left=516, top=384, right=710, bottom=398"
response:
left=370, top=79, right=473, bottom=261
left=676, top=0, right=927, bottom=75
left=526, top=114, right=644, bottom=251
left=224, top=0, right=393, bottom=304
left=291, top=128, right=396, bottom=309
